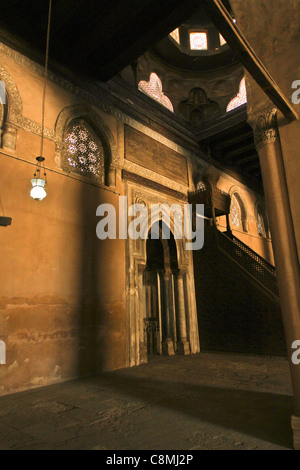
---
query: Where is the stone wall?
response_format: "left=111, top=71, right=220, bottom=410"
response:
left=0, top=46, right=127, bottom=395
left=0, top=40, right=275, bottom=395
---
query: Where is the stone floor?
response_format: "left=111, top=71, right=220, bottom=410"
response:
left=0, top=353, right=295, bottom=450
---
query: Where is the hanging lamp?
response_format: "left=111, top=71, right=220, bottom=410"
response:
left=30, top=0, right=52, bottom=201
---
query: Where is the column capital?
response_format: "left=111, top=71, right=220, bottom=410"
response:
left=247, top=105, right=279, bottom=151
left=174, top=269, right=187, bottom=279
left=162, top=268, right=172, bottom=278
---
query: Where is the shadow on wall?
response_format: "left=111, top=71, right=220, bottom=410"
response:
left=76, top=181, right=125, bottom=377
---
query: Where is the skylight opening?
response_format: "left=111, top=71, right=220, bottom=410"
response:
left=189, top=32, right=208, bottom=51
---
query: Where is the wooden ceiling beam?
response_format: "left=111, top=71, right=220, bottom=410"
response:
left=236, top=153, right=258, bottom=165
left=245, top=161, right=261, bottom=171
left=225, top=142, right=255, bottom=159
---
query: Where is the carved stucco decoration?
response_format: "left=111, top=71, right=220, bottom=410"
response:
left=228, top=184, right=250, bottom=232
left=248, top=105, right=278, bottom=151
left=0, top=64, right=22, bottom=121
left=125, top=183, right=200, bottom=367
left=0, top=64, right=23, bottom=149
left=254, top=198, right=271, bottom=239
left=177, top=87, right=221, bottom=127
left=0, top=43, right=136, bottom=139
left=0, top=42, right=205, bottom=176
left=0, top=62, right=57, bottom=150
left=55, top=104, right=120, bottom=185
left=136, top=51, right=244, bottom=118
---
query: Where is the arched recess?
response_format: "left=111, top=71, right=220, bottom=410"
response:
left=126, top=197, right=200, bottom=368
left=255, top=200, right=271, bottom=238
left=55, top=104, right=119, bottom=186
left=0, top=64, right=23, bottom=150
left=228, top=186, right=249, bottom=232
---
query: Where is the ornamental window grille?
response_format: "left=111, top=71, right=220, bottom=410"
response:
left=190, top=32, right=208, bottom=50
left=138, top=73, right=174, bottom=112
left=231, top=194, right=242, bottom=228
left=226, top=77, right=247, bottom=112
left=219, top=34, right=226, bottom=46
left=257, top=207, right=266, bottom=237
left=170, top=28, right=180, bottom=44
left=64, top=122, right=105, bottom=182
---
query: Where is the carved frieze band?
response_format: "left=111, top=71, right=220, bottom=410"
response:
left=0, top=62, right=55, bottom=140
left=0, top=42, right=195, bottom=161
left=0, top=42, right=141, bottom=133
left=123, top=170, right=188, bottom=202
left=248, top=106, right=279, bottom=151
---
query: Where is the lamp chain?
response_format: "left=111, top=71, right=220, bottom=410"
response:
left=40, top=0, right=52, bottom=159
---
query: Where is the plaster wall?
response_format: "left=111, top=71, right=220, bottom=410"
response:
left=0, top=41, right=276, bottom=395
left=0, top=52, right=127, bottom=396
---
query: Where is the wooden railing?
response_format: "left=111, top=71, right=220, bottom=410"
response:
left=215, top=229, right=279, bottom=301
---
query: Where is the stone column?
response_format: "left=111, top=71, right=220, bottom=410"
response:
left=249, top=106, right=300, bottom=450
left=175, top=270, right=190, bottom=355
left=161, top=269, right=175, bottom=356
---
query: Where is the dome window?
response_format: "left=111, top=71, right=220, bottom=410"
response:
left=169, top=28, right=180, bottom=45
left=189, top=32, right=208, bottom=51
left=219, top=34, right=227, bottom=46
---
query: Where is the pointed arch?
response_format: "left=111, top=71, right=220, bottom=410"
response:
left=138, top=73, right=174, bottom=112
left=55, top=104, right=119, bottom=186
left=228, top=187, right=249, bottom=232
left=0, top=65, right=22, bottom=149
left=255, top=200, right=270, bottom=238
left=0, top=64, right=23, bottom=122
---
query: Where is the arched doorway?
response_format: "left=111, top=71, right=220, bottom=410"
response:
left=143, top=221, right=190, bottom=357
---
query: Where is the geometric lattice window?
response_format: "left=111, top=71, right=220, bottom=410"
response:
left=138, top=73, right=174, bottom=112
left=190, top=32, right=208, bottom=50
left=219, top=34, right=226, bottom=46
left=226, top=77, right=247, bottom=112
left=231, top=194, right=242, bottom=228
left=257, top=208, right=266, bottom=237
left=169, top=28, right=180, bottom=45
left=64, top=122, right=104, bottom=180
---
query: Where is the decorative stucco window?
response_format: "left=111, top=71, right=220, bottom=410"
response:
left=189, top=32, right=208, bottom=50
left=64, top=120, right=105, bottom=183
left=231, top=194, right=242, bottom=229
left=169, top=28, right=180, bottom=45
left=257, top=206, right=267, bottom=237
left=226, top=77, right=247, bottom=112
left=219, top=34, right=226, bottom=46
left=138, top=73, right=174, bottom=112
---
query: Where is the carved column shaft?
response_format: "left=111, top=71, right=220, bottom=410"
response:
left=161, top=270, right=175, bottom=356
left=249, top=106, right=300, bottom=449
left=175, top=271, right=190, bottom=355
